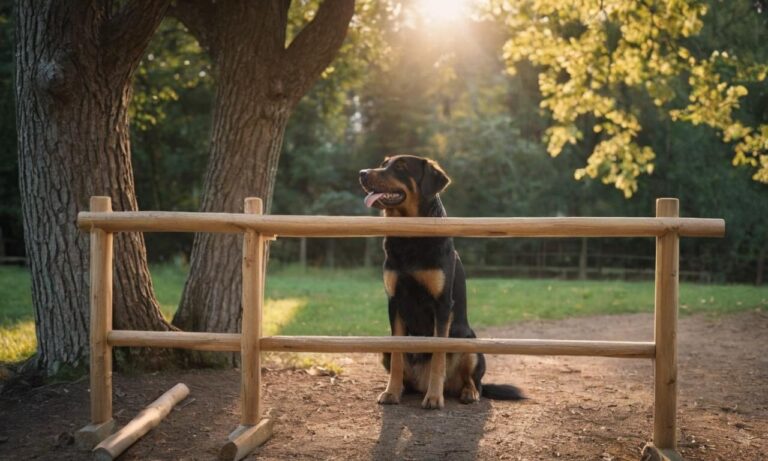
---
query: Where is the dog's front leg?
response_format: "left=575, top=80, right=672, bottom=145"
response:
left=423, top=310, right=452, bottom=409
left=378, top=312, right=405, bottom=404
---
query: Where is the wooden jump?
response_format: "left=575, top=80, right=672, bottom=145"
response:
left=75, top=196, right=724, bottom=461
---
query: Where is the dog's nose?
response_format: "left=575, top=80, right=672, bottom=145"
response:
left=359, top=169, right=369, bottom=182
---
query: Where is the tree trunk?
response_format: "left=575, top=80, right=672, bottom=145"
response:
left=171, top=1, right=354, bottom=353
left=15, top=1, right=172, bottom=375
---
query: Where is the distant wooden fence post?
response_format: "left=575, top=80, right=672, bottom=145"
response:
left=653, top=198, right=680, bottom=449
left=75, top=196, right=116, bottom=449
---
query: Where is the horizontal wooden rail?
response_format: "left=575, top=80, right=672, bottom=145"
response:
left=108, top=330, right=655, bottom=359
left=109, top=330, right=241, bottom=351
left=76, top=212, right=725, bottom=238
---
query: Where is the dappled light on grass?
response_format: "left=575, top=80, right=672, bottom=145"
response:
left=263, top=297, right=307, bottom=336
left=0, top=320, right=36, bottom=363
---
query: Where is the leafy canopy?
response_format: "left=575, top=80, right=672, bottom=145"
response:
left=493, top=0, right=768, bottom=197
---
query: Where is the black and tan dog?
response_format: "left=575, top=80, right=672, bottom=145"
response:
left=359, top=154, right=523, bottom=409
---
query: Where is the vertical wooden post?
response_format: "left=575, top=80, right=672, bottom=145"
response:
left=221, top=197, right=273, bottom=461
left=76, top=196, right=116, bottom=449
left=241, top=197, right=264, bottom=425
left=654, top=198, right=679, bottom=449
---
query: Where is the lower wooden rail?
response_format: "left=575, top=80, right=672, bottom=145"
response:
left=108, top=330, right=655, bottom=359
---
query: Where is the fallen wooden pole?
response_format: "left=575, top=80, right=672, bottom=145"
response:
left=107, top=330, right=655, bottom=358
left=76, top=212, right=725, bottom=238
left=92, top=383, right=190, bottom=461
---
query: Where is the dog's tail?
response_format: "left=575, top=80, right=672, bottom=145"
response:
left=481, top=384, right=525, bottom=401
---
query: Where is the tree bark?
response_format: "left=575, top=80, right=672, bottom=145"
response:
left=15, top=1, right=172, bottom=375
left=171, top=1, right=354, bottom=351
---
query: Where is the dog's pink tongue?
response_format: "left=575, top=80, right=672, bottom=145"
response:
left=364, top=192, right=384, bottom=208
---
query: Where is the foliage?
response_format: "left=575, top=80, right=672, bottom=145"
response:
left=0, top=7, right=21, bottom=257
left=493, top=0, right=768, bottom=196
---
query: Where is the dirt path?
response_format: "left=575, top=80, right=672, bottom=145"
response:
left=1, top=311, right=766, bottom=460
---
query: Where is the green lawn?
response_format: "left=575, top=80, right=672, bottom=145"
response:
left=1, top=264, right=766, bottom=363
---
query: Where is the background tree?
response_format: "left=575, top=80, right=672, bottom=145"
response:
left=0, top=8, right=19, bottom=262
left=169, top=1, right=356, bottom=345
left=131, top=19, right=213, bottom=262
left=14, top=1, right=173, bottom=375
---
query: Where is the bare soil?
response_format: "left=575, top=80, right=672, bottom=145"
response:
left=1, top=311, right=766, bottom=460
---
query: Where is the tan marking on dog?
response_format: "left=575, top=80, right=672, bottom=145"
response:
left=423, top=311, right=452, bottom=409
left=443, top=353, right=464, bottom=394
left=459, top=353, right=480, bottom=403
left=423, top=351, right=446, bottom=409
left=383, top=270, right=398, bottom=297
left=400, top=178, right=420, bottom=217
left=412, top=269, right=445, bottom=299
left=442, top=352, right=480, bottom=402
left=378, top=313, right=406, bottom=405
left=383, top=178, right=419, bottom=217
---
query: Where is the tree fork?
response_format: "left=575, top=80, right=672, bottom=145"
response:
left=171, top=0, right=355, bottom=347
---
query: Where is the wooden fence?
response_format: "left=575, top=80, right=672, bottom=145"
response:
left=74, top=196, right=725, bottom=461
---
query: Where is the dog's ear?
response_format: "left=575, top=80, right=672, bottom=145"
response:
left=420, top=159, right=451, bottom=196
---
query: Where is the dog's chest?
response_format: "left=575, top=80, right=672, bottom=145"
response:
left=383, top=237, right=451, bottom=269
left=383, top=237, right=454, bottom=301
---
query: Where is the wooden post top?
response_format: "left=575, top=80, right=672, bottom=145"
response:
left=90, top=196, right=112, bottom=212
left=244, top=197, right=263, bottom=215
left=656, top=198, right=679, bottom=218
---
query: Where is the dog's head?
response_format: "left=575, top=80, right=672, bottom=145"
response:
left=359, top=155, right=451, bottom=217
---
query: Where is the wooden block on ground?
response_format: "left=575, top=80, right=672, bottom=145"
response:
left=219, top=417, right=274, bottom=461
left=75, top=419, right=116, bottom=450
left=641, top=443, right=685, bottom=461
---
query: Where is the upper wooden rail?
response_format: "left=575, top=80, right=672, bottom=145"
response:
left=77, top=212, right=725, bottom=238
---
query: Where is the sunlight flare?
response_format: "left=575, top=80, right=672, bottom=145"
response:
left=416, top=0, right=469, bottom=23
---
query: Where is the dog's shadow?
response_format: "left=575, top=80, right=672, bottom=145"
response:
left=372, top=393, right=491, bottom=460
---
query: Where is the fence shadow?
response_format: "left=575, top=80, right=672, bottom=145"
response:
left=372, top=393, right=491, bottom=460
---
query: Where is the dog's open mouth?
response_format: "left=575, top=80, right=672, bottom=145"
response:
left=364, top=191, right=405, bottom=208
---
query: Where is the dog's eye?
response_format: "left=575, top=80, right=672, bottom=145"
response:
left=394, top=161, right=407, bottom=171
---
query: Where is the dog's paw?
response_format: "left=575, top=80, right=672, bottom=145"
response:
left=421, top=393, right=444, bottom=410
left=377, top=391, right=401, bottom=405
left=459, top=386, right=480, bottom=404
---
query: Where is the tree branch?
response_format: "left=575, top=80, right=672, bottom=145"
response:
left=102, top=0, right=172, bottom=73
left=169, top=0, right=216, bottom=54
left=282, top=0, right=355, bottom=107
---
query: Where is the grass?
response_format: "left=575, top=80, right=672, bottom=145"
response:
left=0, top=266, right=35, bottom=363
left=1, top=264, right=766, bottom=363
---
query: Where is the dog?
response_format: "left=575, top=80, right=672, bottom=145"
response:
left=359, top=154, right=523, bottom=409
